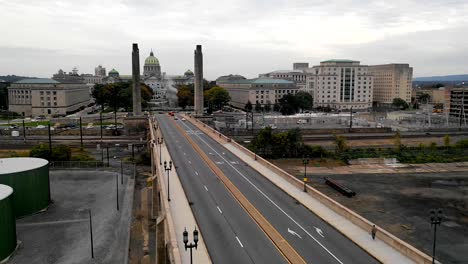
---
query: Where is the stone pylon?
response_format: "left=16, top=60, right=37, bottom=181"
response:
left=194, top=45, right=204, bottom=116
left=132, top=43, right=142, bottom=116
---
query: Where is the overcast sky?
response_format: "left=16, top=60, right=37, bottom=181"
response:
left=0, top=0, right=467, bottom=79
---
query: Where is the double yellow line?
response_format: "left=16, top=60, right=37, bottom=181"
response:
left=171, top=118, right=306, bottom=264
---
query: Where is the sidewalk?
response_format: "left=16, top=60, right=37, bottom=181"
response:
left=157, top=138, right=211, bottom=264
left=224, top=143, right=416, bottom=264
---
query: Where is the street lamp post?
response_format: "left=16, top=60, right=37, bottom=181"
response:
left=302, top=157, right=309, bottom=192
left=430, top=208, right=443, bottom=264
left=158, top=137, right=163, bottom=165
left=164, top=160, right=172, bottom=201
left=183, top=227, right=199, bottom=264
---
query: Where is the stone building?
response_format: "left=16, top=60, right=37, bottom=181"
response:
left=52, top=68, right=85, bottom=83
left=95, top=65, right=106, bottom=77
left=168, top=70, right=195, bottom=86
left=305, top=60, right=373, bottom=110
left=142, top=50, right=166, bottom=99
left=217, top=78, right=298, bottom=109
left=259, top=64, right=307, bottom=92
left=369, top=64, right=413, bottom=105
left=8, top=78, right=91, bottom=117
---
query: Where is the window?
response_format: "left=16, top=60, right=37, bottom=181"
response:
left=40, top=91, right=44, bottom=95
left=46, top=91, right=51, bottom=95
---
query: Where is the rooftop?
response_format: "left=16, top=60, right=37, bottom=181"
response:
left=0, top=157, right=49, bottom=174
left=321, top=59, right=360, bottom=63
left=15, top=78, right=60, bottom=84
left=224, top=78, right=295, bottom=85
left=0, top=184, right=13, bottom=200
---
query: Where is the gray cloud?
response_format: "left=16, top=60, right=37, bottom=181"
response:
left=0, top=0, right=467, bottom=79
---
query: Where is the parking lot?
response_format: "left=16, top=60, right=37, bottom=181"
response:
left=8, top=169, right=134, bottom=264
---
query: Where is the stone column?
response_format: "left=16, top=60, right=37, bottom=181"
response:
left=194, top=45, right=204, bottom=116
left=132, top=43, right=142, bottom=116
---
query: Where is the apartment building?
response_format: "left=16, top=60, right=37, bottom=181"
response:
left=369, top=64, right=412, bottom=105
left=305, top=60, right=373, bottom=110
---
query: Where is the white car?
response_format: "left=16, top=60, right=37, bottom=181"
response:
left=181, top=118, right=186, bottom=121
left=36, top=125, right=46, bottom=129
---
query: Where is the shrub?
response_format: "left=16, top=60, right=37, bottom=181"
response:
left=30, top=144, right=50, bottom=160
left=51, top=145, right=71, bottom=161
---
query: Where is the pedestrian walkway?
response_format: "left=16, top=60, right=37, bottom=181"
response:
left=224, top=143, right=416, bottom=264
left=157, top=140, right=211, bottom=264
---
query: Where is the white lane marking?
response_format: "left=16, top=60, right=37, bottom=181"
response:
left=217, top=206, right=223, bottom=214
left=288, top=228, right=303, bottom=239
left=236, top=236, right=244, bottom=248
left=314, top=227, right=325, bottom=238
left=204, top=185, right=208, bottom=191
left=195, top=171, right=199, bottom=176
left=180, top=121, right=344, bottom=264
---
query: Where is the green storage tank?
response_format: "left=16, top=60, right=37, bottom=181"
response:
left=0, top=184, right=16, bottom=262
left=0, top=157, right=51, bottom=218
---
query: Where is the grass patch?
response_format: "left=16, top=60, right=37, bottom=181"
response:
left=70, top=148, right=96, bottom=161
left=0, top=150, right=30, bottom=158
left=5, top=121, right=54, bottom=127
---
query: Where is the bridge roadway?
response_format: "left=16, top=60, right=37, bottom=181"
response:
left=157, top=115, right=287, bottom=264
left=160, top=114, right=380, bottom=263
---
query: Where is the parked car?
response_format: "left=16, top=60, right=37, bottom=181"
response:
left=296, top=119, right=307, bottom=124
left=181, top=118, right=186, bottom=121
left=36, top=125, right=46, bottom=129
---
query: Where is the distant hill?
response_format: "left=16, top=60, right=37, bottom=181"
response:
left=413, top=74, right=468, bottom=82
left=0, top=75, right=38, bottom=83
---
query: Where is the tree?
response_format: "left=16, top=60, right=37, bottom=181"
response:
left=419, top=93, right=431, bottom=104
left=444, top=135, right=451, bottom=149
left=177, top=85, right=194, bottom=109
left=392, top=98, right=409, bottom=110
left=91, top=82, right=154, bottom=112
left=92, top=84, right=107, bottom=111
left=393, top=130, right=403, bottom=152
left=295, top=91, right=313, bottom=112
left=279, top=94, right=298, bottom=115
left=255, top=101, right=262, bottom=112
left=51, top=145, right=71, bottom=161
left=273, top=103, right=280, bottom=112
left=30, top=144, right=50, bottom=160
left=204, top=86, right=230, bottom=110
left=264, top=102, right=271, bottom=112
left=245, top=101, right=253, bottom=112
left=333, top=135, right=348, bottom=154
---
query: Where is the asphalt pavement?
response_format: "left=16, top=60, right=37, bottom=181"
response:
left=176, top=116, right=380, bottom=264
left=157, top=114, right=287, bottom=264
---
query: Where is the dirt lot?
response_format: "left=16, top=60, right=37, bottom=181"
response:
left=306, top=135, right=468, bottom=148
left=274, top=159, right=468, bottom=264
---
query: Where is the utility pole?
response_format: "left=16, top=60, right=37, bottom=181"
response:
left=100, top=110, right=103, bottom=141
left=89, top=209, right=94, bottom=259
left=22, top=120, right=26, bottom=142
left=48, top=122, right=52, bottom=156
left=79, top=117, right=83, bottom=149
left=115, top=173, right=119, bottom=211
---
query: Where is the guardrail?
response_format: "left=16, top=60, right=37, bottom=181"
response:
left=186, top=114, right=433, bottom=264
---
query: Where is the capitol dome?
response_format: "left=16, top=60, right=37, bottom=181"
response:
left=184, top=69, right=194, bottom=76
left=145, top=51, right=159, bottom=66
